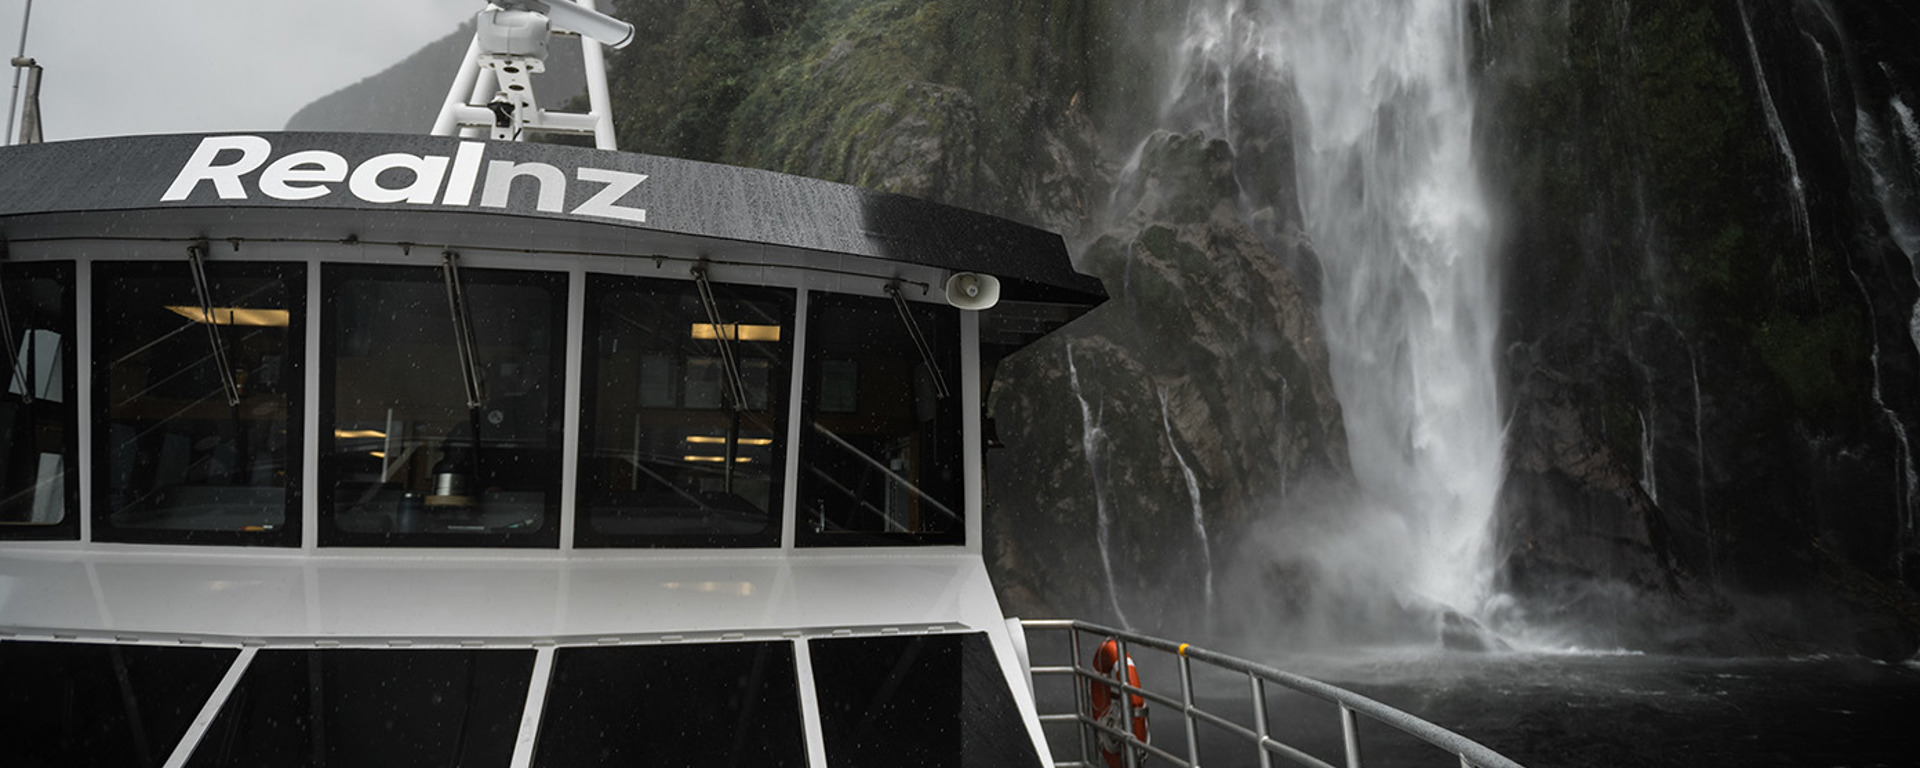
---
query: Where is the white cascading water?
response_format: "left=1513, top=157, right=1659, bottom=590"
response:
left=1067, top=343, right=1132, bottom=629
left=1151, top=0, right=1507, bottom=626
left=1281, top=0, right=1505, bottom=618
left=1159, top=387, right=1216, bottom=608
left=1737, top=0, right=1816, bottom=281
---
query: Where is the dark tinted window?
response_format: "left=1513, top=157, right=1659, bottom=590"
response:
left=0, top=261, right=78, bottom=540
left=93, top=260, right=304, bottom=546
left=0, top=640, right=239, bottom=768
left=797, top=293, right=963, bottom=547
left=535, top=641, right=807, bottom=767
left=321, top=263, right=565, bottom=547
left=810, top=633, right=1041, bottom=768
left=188, top=648, right=534, bottom=768
left=576, top=275, right=794, bottom=547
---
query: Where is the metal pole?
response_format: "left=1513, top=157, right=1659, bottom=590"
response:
left=6, top=0, right=34, bottom=146
left=576, top=0, right=617, bottom=150
left=1340, top=704, right=1363, bottom=768
left=1249, top=674, right=1273, bottom=768
left=1072, top=626, right=1092, bottom=768
left=1179, top=651, right=1202, bottom=768
left=1118, top=638, right=1138, bottom=768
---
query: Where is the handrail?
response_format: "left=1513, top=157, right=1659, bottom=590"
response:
left=1020, top=619, right=1526, bottom=768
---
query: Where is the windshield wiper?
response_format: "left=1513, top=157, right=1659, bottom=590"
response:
left=885, top=281, right=949, bottom=399
left=442, top=251, right=486, bottom=409
left=691, top=264, right=751, bottom=411
left=187, top=244, right=243, bottom=406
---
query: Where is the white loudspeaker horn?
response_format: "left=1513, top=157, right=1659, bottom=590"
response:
left=944, top=272, right=1001, bottom=310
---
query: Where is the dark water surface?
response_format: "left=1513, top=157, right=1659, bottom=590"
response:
left=1250, top=654, right=1920, bottom=768
left=1041, top=652, right=1920, bottom=768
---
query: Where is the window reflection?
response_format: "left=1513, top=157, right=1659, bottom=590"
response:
left=0, top=640, right=239, bottom=767
left=188, top=649, right=533, bottom=768
left=321, top=263, right=564, bottom=546
left=94, top=260, right=303, bottom=545
left=535, top=642, right=806, bottom=766
left=797, top=293, right=963, bottom=546
left=0, top=262, right=76, bottom=539
left=810, top=633, right=1042, bottom=767
left=577, top=275, right=792, bottom=547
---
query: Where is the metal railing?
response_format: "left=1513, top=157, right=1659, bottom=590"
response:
left=1020, top=620, right=1526, bottom=768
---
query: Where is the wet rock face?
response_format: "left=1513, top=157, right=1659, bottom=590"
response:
left=987, top=130, right=1346, bottom=630
left=1482, top=0, right=1920, bottom=650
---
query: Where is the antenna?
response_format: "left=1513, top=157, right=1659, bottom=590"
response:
left=5, top=0, right=34, bottom=146
left=431, top=0, right=633, bottom=150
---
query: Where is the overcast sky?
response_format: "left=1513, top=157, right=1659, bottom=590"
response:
left=4, top=0, right=477, bottom=142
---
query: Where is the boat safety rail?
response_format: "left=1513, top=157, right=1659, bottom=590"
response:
left=1019, top=619, right=1526, bottom=768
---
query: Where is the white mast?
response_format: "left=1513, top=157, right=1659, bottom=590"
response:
left=432, top=0, right=632, bottom=151
left=5, top=0, right=34, bottom=145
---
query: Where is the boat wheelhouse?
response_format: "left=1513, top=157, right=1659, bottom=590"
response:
left=0, top=129, right=1102, bottom=766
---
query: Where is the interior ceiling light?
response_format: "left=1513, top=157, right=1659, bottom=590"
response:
left=690, top=323, right=781, bottom=342
left=166, top=306, right=291, bottom=327
left=335, top=429, right=388, bottom=439
left=685, top=436, right=773, bottom=446
left=682, top=455, right=754, bottom=463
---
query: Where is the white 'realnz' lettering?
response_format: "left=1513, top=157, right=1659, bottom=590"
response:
left=348, top=153, right=452, bottom=204
left=161, top=136, right=655, bottom=223
left=162, top=135, right=273, bottom=201
left=481, top=160, right=567, bottom=212
left=441, top=142, right=486, bottom=206
left=259, top=150, right=349, bottom=201
left=572, top=168, right=648, bottom=223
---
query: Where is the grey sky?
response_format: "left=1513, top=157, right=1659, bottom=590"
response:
left=5, top=0, right=478, bottom=141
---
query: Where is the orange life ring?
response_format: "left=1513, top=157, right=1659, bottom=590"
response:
left=1090, top=638, right=1150, bottom=768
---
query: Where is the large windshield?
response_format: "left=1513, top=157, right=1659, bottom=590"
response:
left=796, top=292, right=963, bottom=547
left=576, top=274, right=794, bottom=548
left=93, top=259, right=304, bottom=545
left=320, top=262, right=566, bottom=547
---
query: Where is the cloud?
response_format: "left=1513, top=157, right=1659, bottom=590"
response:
left=3, top=0, right=475, bottom=141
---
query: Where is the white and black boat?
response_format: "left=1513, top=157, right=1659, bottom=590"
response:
left=0, top=4, right=1528, bottom=767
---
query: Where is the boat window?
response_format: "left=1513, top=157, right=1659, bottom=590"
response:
left=796, top=292, right=964, bottom=547
left=0, top=261, right=77, bottom=540
left=535, top=641, right=806, bottom=766
left=93, top=260, right=304, bottom=546
left=809, top=632, right=1042, bottom=768
left=575, top=274, right=793, bottom=548
left=0, top=640, right=239, bottom=768
left=320, top=263, right=566, bottom=547
left=186, top=648, right=534, bottom=768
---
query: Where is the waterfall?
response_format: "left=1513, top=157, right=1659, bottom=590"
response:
left=1639, top=409, right=1659, bottom=505
left=1066, top=343, right=1132, bottom=628
left=1281, top=0, right=1504, bottom=617
left=1737, top=0, right=1816, bottom=281
left=1158, top=387, right=1216, bottom=608
left=1691, top=353, right=1713, bottom=579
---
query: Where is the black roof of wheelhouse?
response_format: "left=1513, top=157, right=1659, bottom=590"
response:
left=0, top=132, right=1105, bottom=305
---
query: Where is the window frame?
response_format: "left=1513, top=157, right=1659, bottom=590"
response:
left=573, top=272, right=797, bottom=549
left=89, top=258, right=307, bottom=547
left=0, top=260, right=80, bottom=541
left=794, top=290, right=967, bottom=548
left=317, top=262, right=568, bottom=548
